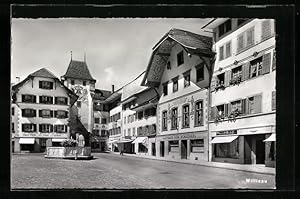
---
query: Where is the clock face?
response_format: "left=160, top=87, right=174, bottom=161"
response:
left=72, top=85, right=88, bottom=102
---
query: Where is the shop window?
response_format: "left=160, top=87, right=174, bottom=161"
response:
left=39, top=96, right=53, bottom=104
left=39, top=109, right=53, bottom=118
left=196, top=64, right=204, bottom=82
left=169, top=140, right=179, bottom=152
left=250, top=57, right=263, bottom=78
left=162, top=110, right=168, bottom=131
left=95, top=118, right=100, bottom=124
left=194, top=101, right=203, bottom=127
left=182, top=104, right=190, bottom=128
left=39, top=81, right=53, bottom=89
left=77, top=101, right=81, bottom=108
left=172, top=76, right=178, bottom=93
left=39, top=124, right=53, bottom=133
left=55, top=110, right=68, bottom=119
left=55, top=97, right=68, bottom=105
left=177, top=51, right=184, bottom=66
left=183, top=71, right=191, bottom=88
left=54, top=125, right=66, bottom=133
left=190, top=139, right=204, bottom=153
left=22, top=123, right=36, bottom=132
left=22, top=95, right=36, bottom=103
left=162, top=82, right=168, bottom=96
left=171, top=107, right=178, bottom=130
left=138, top=143, right=148, bottom=153
left=218, top=20, right=232, bottom=38
left=22, top=109, right=36, bottom=117
left=214, top=137, right=239, bottom=158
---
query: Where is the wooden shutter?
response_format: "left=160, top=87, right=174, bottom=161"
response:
left=242, top=62, right=250, bottom=81
left=210, top=76, right=216, bottom=91
left=237, top=33, right=244, bottom=52
left=241, top=98, right=248, bottom=115
left=246, top=27, right=254, bottom=46
left=39, top=110, right=42, bottom=117
left=224, top=103, right=229, bottom=117
left=228, top=103, right=232, bottom=115
left=224, top=70, right=231, bottom=87
left=272, top=50, right=276, bottom=71
left=54, top=125, right=57, bottom=132
left=262, top=53, right=271, bottom=74
left=261, top=20, right=271, bottom=40
left=272, top=91, right=276, bottom=110
left=254, top=95, right=262, bottom=113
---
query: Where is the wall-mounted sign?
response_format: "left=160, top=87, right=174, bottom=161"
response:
left=15, top=133, right=67, bottom=138
left=216, top=130, right=237, bottom=135
left=161, top=132, right=203, bottom=141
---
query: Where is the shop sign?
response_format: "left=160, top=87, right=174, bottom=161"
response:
left=162, top=133, right=199, bottom=140
left=216, top=130, right=237, bottom=135
left=15, top=133, right=67, bottom=138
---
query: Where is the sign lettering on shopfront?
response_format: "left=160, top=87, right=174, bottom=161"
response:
left=162, top=133, right=198, bottom=140
left=15, top=133, right=67, bottom=138
left=216, top=130, right=237, bottom=135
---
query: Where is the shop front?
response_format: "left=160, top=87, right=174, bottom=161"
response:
left=116, top=139, right=134, bottom=153
left=155, top=131, right=208, bottom=161
left=132, top=136, right=148, bottom=155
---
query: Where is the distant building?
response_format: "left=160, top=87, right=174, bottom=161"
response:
left=142, top=29, right=214, bottom=161
left=202, top=18, right=276, bottom=167
left=11, top=68, right=77, bottom=153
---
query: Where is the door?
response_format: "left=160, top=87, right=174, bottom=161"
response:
left=181, top=140, right=187, bottom=159
left=256, top=139, right=265, bottom=164
left=160, top=141, right=164, bottom=157
left=152, top=143, right=156, bottom=156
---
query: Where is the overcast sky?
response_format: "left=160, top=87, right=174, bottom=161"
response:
left=11, top=18, right=212, bottom=91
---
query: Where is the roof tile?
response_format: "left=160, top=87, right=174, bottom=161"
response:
left=63, top=60, right=96, bottom=81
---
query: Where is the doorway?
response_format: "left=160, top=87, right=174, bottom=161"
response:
left=181, top=140, right=187, bottom=159
left=152, top=143, right=156, bottom=156
left=160, top=141, right=164, bottom=157
left=256, top=139, right=265, bottom=164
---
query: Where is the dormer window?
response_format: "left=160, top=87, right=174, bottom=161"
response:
left=218, top=20, right=232, bottom=38
left=177, top=51, right=184, bottom=66
left=39, top=81, right=53, bottom=89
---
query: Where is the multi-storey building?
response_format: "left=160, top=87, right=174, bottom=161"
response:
left=202, top=18, right=276, bottom=167
left=142, top=29, right=214, bottom=161
left=11, top=68, right=77, bottom=153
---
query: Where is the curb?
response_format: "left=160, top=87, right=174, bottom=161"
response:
left=109, top=152, right=275, bottom=176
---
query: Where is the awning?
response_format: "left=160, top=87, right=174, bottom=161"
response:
left=263, top=134, right=276, bottom=142
left=132, top=137, right=147, bottom=144
left=211, top=136, right=238, bottom=144
left=116, top=139, right=133, bottom=144
left=19, top=138, right=35, bottom=144
left=108, top=140, right=118, bottom=144
left=52, top=138, right=65, bottom=142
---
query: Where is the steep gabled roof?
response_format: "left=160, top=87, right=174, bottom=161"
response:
left=62, top=60, right=96, bottom=82
left=29, top=68, right=57, bottom=79
left=93, top=89, right=112, bottom=100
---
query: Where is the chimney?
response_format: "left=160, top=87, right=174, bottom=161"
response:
left=112, top=84, right=115, bottom=93
left=16, top=77, right=20, bottom=83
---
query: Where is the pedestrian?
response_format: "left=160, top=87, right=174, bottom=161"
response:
left=120, top=150, right=124, bottom=156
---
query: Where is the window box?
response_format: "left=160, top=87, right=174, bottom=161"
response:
left=229, top=75, right=242, bottom=86
left=214, top=113, right=225, bottom=123
left=215, top=82, right=225, bottom=92
left=228, top=109, right=241, bottom=122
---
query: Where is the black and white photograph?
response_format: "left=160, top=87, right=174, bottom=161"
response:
left=10, top=5, right=284, bottom=191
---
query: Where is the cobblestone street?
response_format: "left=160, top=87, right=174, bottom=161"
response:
left=11, top=153, right=275, bottom=189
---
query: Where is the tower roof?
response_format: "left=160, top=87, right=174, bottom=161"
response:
left=62, top=60, right=96, bottom=82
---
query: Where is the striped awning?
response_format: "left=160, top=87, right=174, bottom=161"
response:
left=19, top=138, right=35, bottom=144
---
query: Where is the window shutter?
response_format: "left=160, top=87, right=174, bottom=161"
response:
left=22, top=124, right=25, bottom=132
left=261, top=20, right=271, bottom=40
left=65, top=125, right=68, bottom=133
left=241, top=99, right=247, bottom=114
left=33, top=124, right=37, bottom=132
left=237, top=34, right=244, bottom=52
left=39, top=81, right=42, bottom=88
left=228, top=103, right=232, bottom=115
left=210, top=76, right=216, bottom=91
left=262, top=53, right=271, bottom=74
left=50, top=125, right=53, bottom=132
left=272, top=91, right=276, bottom=110
left=254, top=95, right=262, bottom=113
left=224, top=70, right=231, bottom=87
left=39, top=124, right=42, bottom=132
left=54, top=125, right=57, bottom=132
left=246, top=27, right=254, bottom=46
left=242, top=62, right=250, bottom=81
left=272, top=50, right=276, bottom=71
left=224, top=103, right=229, bottom=117
left=39, top=110, right=42, bottom=117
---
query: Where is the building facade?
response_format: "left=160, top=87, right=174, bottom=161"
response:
left=11, top=68, right=77, bottom=153
left=203, top=18, right=276, bottom=167
left=142, top=29, right=214, bottom=161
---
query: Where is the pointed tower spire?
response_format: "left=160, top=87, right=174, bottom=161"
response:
left=70, top=51, right=73, bottom=61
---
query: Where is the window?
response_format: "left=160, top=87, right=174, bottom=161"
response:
left=22, top=109, right=36, bottom=117
left=137, top=111, right=143, bottom=120
left=132, top=128, right=135, bottom=136
left=168, top=140, right=179, bottom=152
left=247, top=95, right=262, bottom=114
left=230, top=100, right=242, bottom=113
left=55, top=97, right=68, bottom=105
left=219, top=41, right=232, bottom=61
left=216, top=73, right=225, bottom=87
left=22, top=95, right=36, bottom=103
left=171, top=108, right=178, bottom=130
left=39, top=124, right=53, bottom=133
left=166, top=61, right=171, bottom=70
left=182, top=104, right=190, bottom=128
left=163, top=82, right=168, bottom=96
left=218, top=20, right=232, bottom=37
left=83, top=81, right=86, bottom=86
left=39, top=81, right=53, bottom=89
left=101, top=118, right=107, bottom=124
left=183, top=71, right=191, bottom=88
left=101, top=130, right=106, bottom=136
left=261, top=20, right=272, bottom=40
left=272, top=91, right=276, bottom=111
left=124, top=129, right=126, bottom=136
left=95, top=118, right=100, bottom=124
left=195, top=101, right=203, bottom=126
left=216, top=104, right=225, bottom=117
left=22, top=123, right=36, bottom=132
left=196, top=64, right=204, bottom=82
left=54, top=125, right=67, bottom=133
left=71, top=80, right=75, bottom=85
left=214, top=137, right=239, bottom=158
left=231, top=66, right=242, bottom=79
left=55, top=110, right=68, bottom=118
left=177, top=51, right=184, bottom=66
left=237, top=27, right=255, bottom=53
left=162, top=111, right=168, bottom=131
left=138, top=143, right=148, bottom=153
left=39, top=96, right=53, bottom=104
left=12, top=107, right=14, bottom=116
left=39, top=109, right=53, bottom=118
left=12, top=122, right=14, bottom=132
left=225, top=42, right=231, bottom=58
left=77, top=101, right=81, bottom=108
left=172, top=77, right=178, bottom=93
left=219, top=46, right=224, bottom=61
left=128, top=128, right=131, bottom=136
left=191, top=139, right=204, bottom=153
left=250, top=57, right=263, bottom=78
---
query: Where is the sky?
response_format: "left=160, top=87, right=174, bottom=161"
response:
left=11, top=18, right=212, bottom=91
